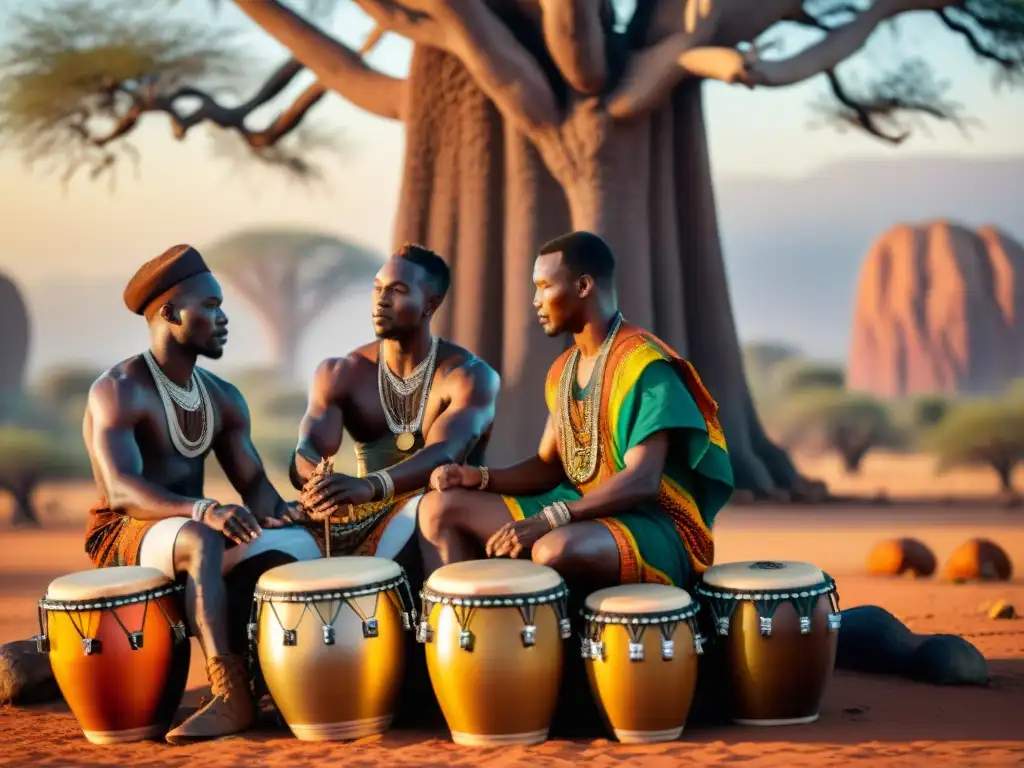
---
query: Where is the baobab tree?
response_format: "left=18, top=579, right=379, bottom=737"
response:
left=205, top=228, right=384, bottom=377
left=2, top=0, right=1022, bottom=495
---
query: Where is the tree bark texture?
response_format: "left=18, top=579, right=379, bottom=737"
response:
left=391, top=47, right=799, bottom=491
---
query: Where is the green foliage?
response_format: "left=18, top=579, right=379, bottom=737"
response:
left=769, top=358, right=846, bottom=396
left=0, top=0, right=245, bottom=178
left=774, top=388, right=896, bottom=473
left=0, top=426, right=90, bottom=489
left=922, top=398, right=1024, bottom=491
left=33, top=365, right=101, bottom=406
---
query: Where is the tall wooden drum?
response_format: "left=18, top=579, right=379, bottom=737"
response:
left=582, top=583, right=704, bottom=743
left=36, top=566, right=191, bottom=744
left=418, top=560, right=572, bottom=747
left=694, top=560, right=841, bottom=726
left=252, top=557, right=416, bottom=741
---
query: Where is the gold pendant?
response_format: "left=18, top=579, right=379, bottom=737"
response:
left=395, top=431, right=416, bottom=451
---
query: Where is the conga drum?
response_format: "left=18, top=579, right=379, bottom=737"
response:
left=417, top=560, right=572, bottom=746
left=251, top=556, right=416, bottom=741
left=36, top=566, right=191, bottom=744
left=694, top=560, right=841, bottom=726
left=582, top=584, right=704, bottom=743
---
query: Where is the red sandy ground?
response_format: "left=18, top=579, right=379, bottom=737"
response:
left=1, top=505, right=1022, bottom=767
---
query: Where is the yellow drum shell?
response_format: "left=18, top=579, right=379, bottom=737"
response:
left=420, top=560, right=569, bottom=747
left=424, top=602, right=564, bottom=747
left=41, top=568, right=190, bottom=745
left=255, top=557, right=413, bottom=742
left=717, top=595, right=837, bottom=725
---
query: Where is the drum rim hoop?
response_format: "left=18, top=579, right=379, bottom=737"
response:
left=419, top=582, right=568, bottom=608
left=253, top=572, right=410, bottom=603
left=39, top=582, right=184, bottom=612
left=580, top=601, right=700, bottom=625
left=693, top=573, right=836, bottom=601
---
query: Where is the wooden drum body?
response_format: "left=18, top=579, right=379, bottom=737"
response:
left=252, top=557, right=415, bottom=741
left=417, top=560, right=572, bottom=747
left=582, top=584, right=704, bottom=744
left=36, top=567, right=191, bottom=745
left=694, top=560, right=841, bottom=726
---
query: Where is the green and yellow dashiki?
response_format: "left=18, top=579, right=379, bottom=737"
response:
left=501, top=323, right=734, bottom=587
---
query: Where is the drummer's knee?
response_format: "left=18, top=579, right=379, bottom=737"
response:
left=417, top=489, right=463, bottom=541
left=173, top=521, right=226, bottom=574
left=531, top=529, right=577, bottom=571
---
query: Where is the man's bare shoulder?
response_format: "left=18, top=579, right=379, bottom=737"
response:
left=196, top=368, right=250, bottom=418
left=87, top=356, right=149, bottom=421
left=310, top=347, right=375, bottom=396
left=438, top=341, right=499, bottom=398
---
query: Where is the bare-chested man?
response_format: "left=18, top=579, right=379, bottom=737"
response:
left=291, top=243, right=499, bottom=572
left=82, top=245, right=321, bottom=745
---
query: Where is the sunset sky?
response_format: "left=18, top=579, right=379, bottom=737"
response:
left=1, top=1, right=1022, bottom=377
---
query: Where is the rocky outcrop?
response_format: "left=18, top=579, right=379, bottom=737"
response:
left=866, top=537, right=937, bottom=578
left=0, top=272, right=29, bottom=400
left=848, top=221, right=1024, bottom=397
left=942, top=538, right=1013, bottom=582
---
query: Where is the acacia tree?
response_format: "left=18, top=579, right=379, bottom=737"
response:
left=205, top=229, right=384, bottom=377
left=3, top=0, right=1023, bottom=495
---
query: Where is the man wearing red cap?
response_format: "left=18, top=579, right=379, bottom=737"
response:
left=82, top=244, right=321, bottom=744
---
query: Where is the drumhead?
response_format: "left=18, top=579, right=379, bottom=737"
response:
left=425, top=559, right=563, bottom=597
left=45, top=566, right=170, bottom=602
left=256, top=556, right=402, bottom=594
left=584, top=583, right=693, bottom=615
left=701, top=560, right=826, bottom=592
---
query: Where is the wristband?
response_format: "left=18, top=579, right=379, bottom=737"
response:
left=192, top=498, right=217, bottom=522
left=541, top=501, right=572, bottom=529
left=476, top=466, right=490, bottom=490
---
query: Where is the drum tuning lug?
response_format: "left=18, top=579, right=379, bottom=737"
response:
left=660, top=639, right=675, bottom=661
left=559, top=618, right=572, bottom=639
left=401, top=612, right=412, bottom=630
left=759, top=616, right=773, bottom=637
left=694, top=634, right=705, bottom=656
left=323, top=625, right=336, bottom=646
left=716, top=616, right=731, bottom=636
left=34, top=634, right=49, bottom=654
left=520, top=624, right=537, bottom=648
left=628, top=641, right=645, bottom=662
left=459, top=629, right=475, bottom=652
left=580, top=638, right=592, bottom=658
left=128, top=631, right=144, bottom=651
left=173, top=623, right=189, bottom=644
left=283, top=629, right=298, bottom=647
left=81, top=637, right=102, bottom=656
left=799, top=616, right=812, bottom=635
left=416, top=621, right=433, bottom=643
left=590, top=641, right=606, bottom=661
left=827, top=612, right=842, bottom=632
left=362, top=618, right=379, bottom=639
left=246, top=622, right=258, bottom=643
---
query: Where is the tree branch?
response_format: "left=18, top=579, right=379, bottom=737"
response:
left=741, top=0, right=955, bottom=88
left=538, top=0, right=608, bottom=94
left=937, top=7, right=1023, bottom=75
left=232, top=0, right=406, bottom=121
left=811, top=60, right=968, bottom=144
left=352, top=0, right=444, bottom=47
left=403, top=0, right=562, bottom=132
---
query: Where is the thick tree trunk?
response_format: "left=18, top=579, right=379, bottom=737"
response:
left=3, top=481, right=40, bottom=527
left=671, top=82, right=800, bottom=496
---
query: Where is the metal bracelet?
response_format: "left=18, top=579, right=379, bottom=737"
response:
left=542, top=501, right=572, bottom=529
left=369, top=470, right=395, bottom=503
left=192, top=498, right=217, bottom=522
left=477, top=466, right=490, bottom=490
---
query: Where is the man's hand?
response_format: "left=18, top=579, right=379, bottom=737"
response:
left=203, top=504, right=262, bottom=545
left=300, top=473, right=375, bottom=521
left=430, top=464, right=483, bottom=491
left=485, top=516, right=552, bottom=560
left=257, top=499, right=305, bottom=529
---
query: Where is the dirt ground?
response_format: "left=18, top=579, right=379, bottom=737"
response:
left=1, top=496, right=1022, bottom=767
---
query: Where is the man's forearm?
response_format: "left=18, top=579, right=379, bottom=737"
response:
left=108, top=475, right=206, bottom=521
left=241, top=471, right=285, bottom=519
left=483, top=455, right=566, bottom=496
left=565, top=467, right=661, bottom=521
left=379, top=442, right=466, bottom=497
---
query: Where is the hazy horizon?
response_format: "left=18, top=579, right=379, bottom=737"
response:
left=2, top=2, right=1022, bottom=381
